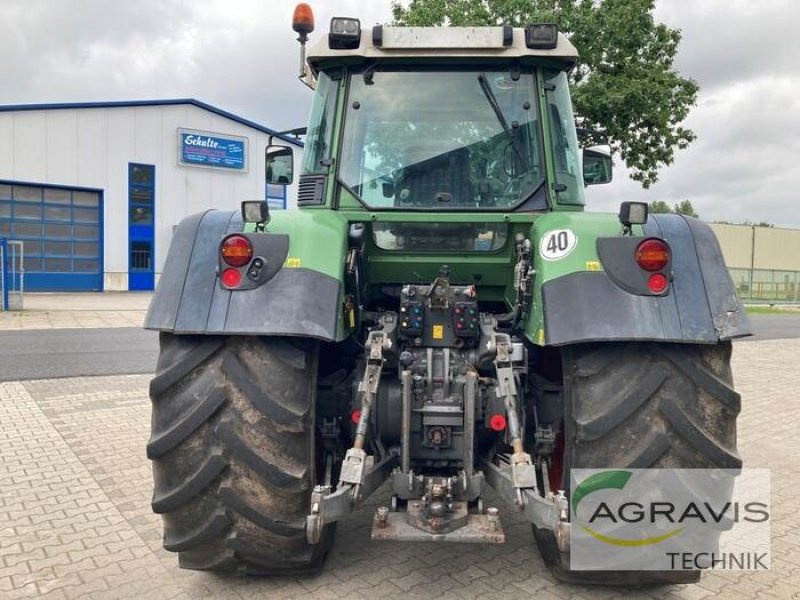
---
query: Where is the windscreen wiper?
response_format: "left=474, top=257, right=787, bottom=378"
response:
left=477, top=73, right=527, bottom=170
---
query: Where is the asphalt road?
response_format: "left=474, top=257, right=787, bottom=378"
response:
left=739, top=313, right=800, bottom=342
left=0, top=327, right=158, bottom=382
left=0, top=313, right=798, bottom=381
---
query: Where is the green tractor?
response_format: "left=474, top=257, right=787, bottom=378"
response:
left=144, top=5, right=750, bottom=584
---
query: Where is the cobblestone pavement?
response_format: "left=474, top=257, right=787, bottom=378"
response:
left=1, top=339, right=798, bottom=600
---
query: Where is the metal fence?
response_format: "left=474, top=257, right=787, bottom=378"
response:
left=0, top=239, right=24, bottom=311
left=729, top=268, right=800, bottom=303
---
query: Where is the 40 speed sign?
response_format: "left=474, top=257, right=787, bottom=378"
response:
left=539, top=229, right=578, bottom=261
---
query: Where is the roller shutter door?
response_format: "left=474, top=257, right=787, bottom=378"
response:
left=0, top=182, right=102, bottom=291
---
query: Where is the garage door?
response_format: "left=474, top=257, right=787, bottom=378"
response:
left=0, top=182, right=103, bottom=291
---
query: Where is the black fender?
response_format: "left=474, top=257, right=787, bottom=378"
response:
left=144, top=210, right=341, bottom=341
left=541, top=215, right=752, bottom=345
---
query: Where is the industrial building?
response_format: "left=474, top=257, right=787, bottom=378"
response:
left=0, top=100, right=302, bottom=291
left=709, top=223, right=800, bottom=302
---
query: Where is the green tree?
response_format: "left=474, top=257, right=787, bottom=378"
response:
left=736, top=220, right=775, bottom=228
left=391, top=0, right=699, bottom=188
left=673, top=199, right=698, bottom=218
left=648, top=199, right=699, bottom=217
left=649, top=200, right=672, bottom=214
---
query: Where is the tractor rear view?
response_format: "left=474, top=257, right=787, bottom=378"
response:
left=144, top=4, right=750, bottom=584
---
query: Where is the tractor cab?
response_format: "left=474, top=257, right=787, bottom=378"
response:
left=266, top=9, right=608, bottom=215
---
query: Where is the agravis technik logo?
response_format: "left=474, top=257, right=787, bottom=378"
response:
left=570, top=469, right=771, bottom=571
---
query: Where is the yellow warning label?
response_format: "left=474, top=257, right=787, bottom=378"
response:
left=285, top=257, right=302, bottom=268
left=432, top=324, right=444, bottom=340
left=585, top=261, right=602, bottom=271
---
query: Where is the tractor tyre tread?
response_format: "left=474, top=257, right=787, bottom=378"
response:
left=535, top=341, right=739, bottom=585
left=149, top=333, right=331, bottom=575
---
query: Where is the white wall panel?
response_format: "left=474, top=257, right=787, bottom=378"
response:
left=0, top=114, right=15, bottom=179
left=753, top=227, right=800, bottom=271
left=133, top=108, right=163, bottom=165
left=12, top=112, right=47, bottom=182
left=76, top=110, right=107, bottom=188
left=45, top=111, right=79, bottom=184
left=104, top=110, right=136, bottom=274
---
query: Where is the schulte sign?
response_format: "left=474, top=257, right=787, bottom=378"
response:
left=178, top=128, right=248, bottom=171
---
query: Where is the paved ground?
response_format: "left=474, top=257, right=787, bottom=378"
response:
left=0, top=293, right=151, bottom=330
left=1, top=338, right=798, bottom=599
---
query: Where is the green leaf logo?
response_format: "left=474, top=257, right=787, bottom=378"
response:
left=572, top=470, right=683, bottom=547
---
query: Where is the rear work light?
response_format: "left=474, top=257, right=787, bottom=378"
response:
left=635, top=238, right=670, bottom=272
left=329, top=17, right=361, bottom=49
left=220, top=235, right=253, bottom=267
left=525, top=23, right=558, bottom=50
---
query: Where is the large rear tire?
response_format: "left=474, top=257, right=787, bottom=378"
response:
left=147, top=333, right=333, bottom=574
left=536, top=341, right=741, bottom=585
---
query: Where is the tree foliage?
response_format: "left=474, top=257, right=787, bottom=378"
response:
left=391, top=0, right=699, bottom=188
left=648, top=199, right=698, bottom=218
left=673, top=199, right=698, bottom=218
left=649, top=200, right=672, bottom=214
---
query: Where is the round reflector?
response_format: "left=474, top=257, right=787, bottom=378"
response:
left=221, top=268, right=242, bottom=288
left=489, top=414, right=507, bottom=432
left=220, top=235, right=253, bottom=267
left=648, top=273, right=669, bottom=294
left=635, top=238, right=670, bottom=272
left=350, top=409, right=361, bottom=425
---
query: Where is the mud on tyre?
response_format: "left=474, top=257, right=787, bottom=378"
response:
left=535, top=341, right=741, bottom=585
left=147, top=333, right=333, bottom=574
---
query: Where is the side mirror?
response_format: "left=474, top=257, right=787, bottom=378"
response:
left=582, top=147, right=612, bottom=185
left=265, top=145, right=294, bottom=185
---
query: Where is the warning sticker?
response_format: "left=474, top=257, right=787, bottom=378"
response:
left=432, top=324, right=444, bottom=340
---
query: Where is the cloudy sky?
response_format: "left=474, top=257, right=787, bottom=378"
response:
left=1, top=0, right=797, bottom=227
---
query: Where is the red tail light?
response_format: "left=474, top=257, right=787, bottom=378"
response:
left=647, top=273, right=669, bottom=294
left=221, top=268, right=242, bottom=288
left=635, top=238, right=670, bottom=272
left=350, top=409, right=361, bottom=424
left=220, top=235, right=253, bottom=267
left=489, top=414, right=507, bottom=432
